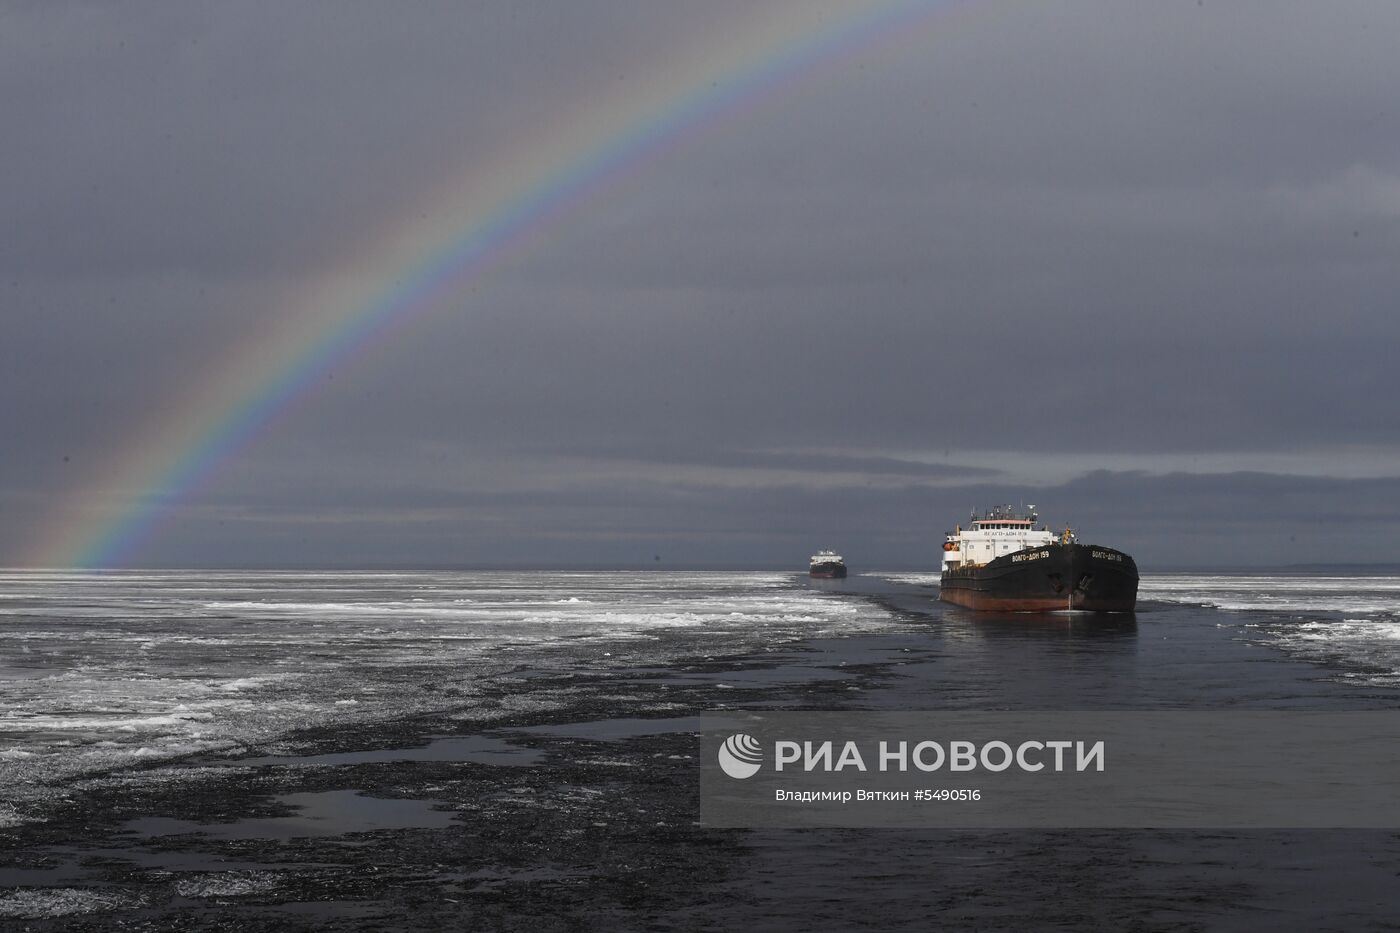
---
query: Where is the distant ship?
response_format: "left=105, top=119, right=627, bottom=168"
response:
left=809, top=550, right=848, bottom=579
left=939, top=505, right=1137, bottom=612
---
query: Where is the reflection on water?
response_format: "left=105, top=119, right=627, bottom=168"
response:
left=852, top=574, right=1390, bottom=711
left=939, top=608, right=1139, bottom=640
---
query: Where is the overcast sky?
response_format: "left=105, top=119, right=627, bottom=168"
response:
left=3, top=1, right=1399, bottom=569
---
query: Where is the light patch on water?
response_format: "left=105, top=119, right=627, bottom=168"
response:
left=0, top=802, right=26, bottom=828
left=0, top=887, right=144, bottom=919
left=1267, top=618, right=1400, bottom=687
left=174, top=871, right=282, bottom=899
left=1142, top=574, right=1400, bottom=687
left=868, top=572, right=942, bottom=587
left=1141, top=574, right=1400, bottom=615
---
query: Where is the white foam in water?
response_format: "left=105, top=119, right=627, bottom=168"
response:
left=1141, top=574, right=1400, bottom=614
left=174, top=871, right=280, bottom=899
left=0, top=888, right=145, bottom=919
left=869, top=572, right=942, bottom=587
left=1142, top=573, right=1400, bottom=686
left=0, top=569, right=896, bottom=824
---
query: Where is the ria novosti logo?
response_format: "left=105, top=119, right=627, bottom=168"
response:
left=716, top=734, right=1108, bottom=780
left=718, top=733, right=763, bottom=779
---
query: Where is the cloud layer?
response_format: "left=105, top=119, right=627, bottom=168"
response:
left=4, top=1, right=1398, bottom=567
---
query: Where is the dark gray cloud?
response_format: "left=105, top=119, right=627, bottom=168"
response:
left=36, top=467, right=1400, bottom=570
left=3, top=1, right=1399, bottom=568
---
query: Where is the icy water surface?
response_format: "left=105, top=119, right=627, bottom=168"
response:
left=1140, top=572, right=1400, bottom=688
left=3, top=568, right=1400, bottom=826
left=0, top=569, right=897, bottom=824
left=2, top=569, right=1400, bottom=929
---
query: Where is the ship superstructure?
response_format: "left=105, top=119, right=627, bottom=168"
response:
left=940, top=504, right=1057, bottom=573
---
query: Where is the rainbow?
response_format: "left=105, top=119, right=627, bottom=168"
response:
left=31, top=0, right=961, bottom=569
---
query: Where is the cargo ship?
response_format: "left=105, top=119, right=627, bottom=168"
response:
left=939, top=505, right=1137, bottom=612
left=809, top=550, right=848, bottom=579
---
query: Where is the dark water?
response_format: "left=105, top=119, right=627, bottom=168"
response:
left=730, top=574, right=1400, bottom=932
left=842, top=573, right=1398, bottom=710
left=2, top=569, right=1398, bottom=928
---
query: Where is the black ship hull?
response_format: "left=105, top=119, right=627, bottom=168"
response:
left=940, top=542, right=1137, bottom=612
left=810, top=563, right=847, bottom=579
